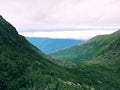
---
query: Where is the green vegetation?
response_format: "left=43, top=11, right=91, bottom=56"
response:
left=49, top=30, right=120, bottom=62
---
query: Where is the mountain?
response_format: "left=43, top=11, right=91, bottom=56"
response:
left=26, top=37, right=83, bottom=53
left=49, top=30, right=120, bottom=89
left=49, top=30, right=120, bottom=62
left=0, top=16, right=89, bottom=90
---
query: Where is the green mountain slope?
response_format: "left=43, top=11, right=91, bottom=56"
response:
left=49, top=30, right=120, bottom=89
left=0, top=16, right=89, bottom=90
left=49, top=30, right=120, bottom=62
left=71, top=33, right=120, bottom=89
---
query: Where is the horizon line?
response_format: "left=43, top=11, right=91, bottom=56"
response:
left=19, top=28, right=119, bottom=32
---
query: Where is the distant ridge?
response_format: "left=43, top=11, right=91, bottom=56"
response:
left=26, top=37, right=84, bottom=53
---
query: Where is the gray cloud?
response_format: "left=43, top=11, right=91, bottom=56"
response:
left=0, top=0, right=120, bottom=33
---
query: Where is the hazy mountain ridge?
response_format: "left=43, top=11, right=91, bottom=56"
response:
left=26, top=37, right=83, bottom=53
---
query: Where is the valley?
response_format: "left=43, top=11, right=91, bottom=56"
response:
left=0, top=16, right=120, bottom=90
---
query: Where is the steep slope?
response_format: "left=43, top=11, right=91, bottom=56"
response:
left=49, top=30, right=120, bottom=62
left=72, top=35, right=120, bottom=89
left=26, top=37, right=83, bottom=53
left=0, top=16, right=88, bottom=90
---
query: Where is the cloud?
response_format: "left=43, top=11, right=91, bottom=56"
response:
left=0, top=0, right=119, bottom=38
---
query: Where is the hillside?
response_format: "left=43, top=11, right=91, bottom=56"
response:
left=0, top=16, right=89, bottom=90
left=49, top=30, right=120, bottom=89
left=72, top=31, right=120, bottom=89
left=26, top=37, right=83, bottom=53
left=49, top=30, right=120, bottom=62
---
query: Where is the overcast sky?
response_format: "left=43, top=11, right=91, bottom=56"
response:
left=0, top=0, right=120, bottom=39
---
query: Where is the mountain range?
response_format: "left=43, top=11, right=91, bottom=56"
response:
left=0, top=15, right=120, bottom=90
left=26, top=37, right=83, bottom=53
